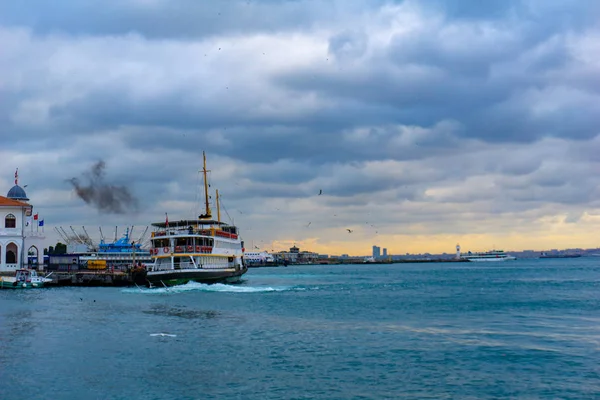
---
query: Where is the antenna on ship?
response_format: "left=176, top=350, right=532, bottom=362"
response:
left=198, top=151, right=212, bottom=220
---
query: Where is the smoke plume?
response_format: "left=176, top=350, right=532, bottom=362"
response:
left=68, top=160, right=139, bottom=214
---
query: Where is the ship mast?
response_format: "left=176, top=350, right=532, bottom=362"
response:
left=199, top=151, right=212, bottom=220
left=216, top=189, right=221, bottom=223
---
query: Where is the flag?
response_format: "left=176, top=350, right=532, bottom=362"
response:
left=38, top=219, right=44, bottom=227
left=33, top=213, right=38, bottom=220
left=26, top=216, right=31, bottom=226
left=165, top=213, right=169, bottom=227
left=14, top=168, right=18, bottom=185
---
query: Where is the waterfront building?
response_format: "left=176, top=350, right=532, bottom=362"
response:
left=273, top=246, right=319, bottom=264
left=372, top=245, right=381, bottom=258
left=383, top=248, right=387, bottom=257
left=0, top=170, right=45, bottom=272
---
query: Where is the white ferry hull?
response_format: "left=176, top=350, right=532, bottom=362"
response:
left=466, top=256, right=516, bottom=262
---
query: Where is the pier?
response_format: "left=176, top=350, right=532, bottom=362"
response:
left=45, top=270, right=133, bottom=286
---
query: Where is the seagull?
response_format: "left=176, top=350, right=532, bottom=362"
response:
left=318, top=189, right=322, bottom=195
left=346, top=229, right=353, bottom=233
left=306, top=222, right=311, bottom=227
left=254, top=245, right=260, bottom=249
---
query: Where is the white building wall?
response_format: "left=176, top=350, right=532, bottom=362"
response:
left=0, top=206, right=24, bottom=271
left=0, top=205, right=44, bottom=272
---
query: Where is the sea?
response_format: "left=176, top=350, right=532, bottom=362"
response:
left=1, top=258, right=599, bottom=399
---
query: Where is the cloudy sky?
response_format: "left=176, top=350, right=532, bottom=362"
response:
left=2, top=0, right=600, bottom=255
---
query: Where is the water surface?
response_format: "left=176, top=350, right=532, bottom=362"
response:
left=1, top=259, right=599, bottom=399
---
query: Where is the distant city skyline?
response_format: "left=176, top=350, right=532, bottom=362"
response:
left=2, top=1, right=600, bottom=256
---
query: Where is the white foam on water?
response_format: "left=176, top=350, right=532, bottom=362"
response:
left=149, top=333, right=177, bottom=337
left=123, top=281, right=293, bottom=294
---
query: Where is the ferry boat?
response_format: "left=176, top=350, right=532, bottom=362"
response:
left=244, top=251, right=275, bottom=266
left=133, top=152, right=247, bottom=287
left=463, top=250, right=516, bottom=262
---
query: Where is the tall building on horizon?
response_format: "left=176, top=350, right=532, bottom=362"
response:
left=383, top=248, right=387, bottom=257
left=372, top=245, right=380, bottom=258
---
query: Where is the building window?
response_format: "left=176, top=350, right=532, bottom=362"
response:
left=5, top=214, right=16, bottom=228
left=6, top=250, right=16, bottom=264
left=6, top=242, right=18, bottom=264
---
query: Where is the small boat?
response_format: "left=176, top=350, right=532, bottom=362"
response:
left=133, top=152, right=247, bottom=288
left=463, top=250, right=516, bottom=262
left=0, top=269, right=52, bottom=289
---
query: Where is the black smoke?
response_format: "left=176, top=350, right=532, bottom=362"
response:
left=68, top=160, right=139, bottom=214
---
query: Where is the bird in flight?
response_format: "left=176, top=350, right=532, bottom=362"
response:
left=306, top=222, right=311, bottom=227
left=318, top=189, right=322, bottom=195
left=346, top=229, right=353, bottom=233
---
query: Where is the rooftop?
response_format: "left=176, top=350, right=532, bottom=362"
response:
left=0, top=195, right=30, bottom=207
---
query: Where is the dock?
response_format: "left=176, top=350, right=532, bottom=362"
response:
left=45, top=270, right=134, bottom=286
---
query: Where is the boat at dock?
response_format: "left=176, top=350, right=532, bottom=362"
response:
left=0, top=269, right=52, bottom=289
left=133, top=152, right=247, bottom=287
left=463, top=250, right=516, bottom=262
left=244, top=251, right=275, bottom=267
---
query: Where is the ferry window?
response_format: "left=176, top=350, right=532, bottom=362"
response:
left=153, top=239, right=169, bottom=248
left=176, top=238, right=187, bottom=247
left=5, top=214, right=16, bottom=228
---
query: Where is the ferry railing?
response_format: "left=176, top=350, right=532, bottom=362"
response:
left=153, top=229, right=238, bottom=240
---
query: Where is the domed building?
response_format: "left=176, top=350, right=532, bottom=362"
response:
left=7, top=184, right=29, bottom=202
left=0, top=169, right=44, bottom=272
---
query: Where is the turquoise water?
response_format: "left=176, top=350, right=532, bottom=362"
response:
left=1, top=259, right=599, bottom=399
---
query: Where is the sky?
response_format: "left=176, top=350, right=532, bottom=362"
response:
left=1, top=0, right=600, bottom=256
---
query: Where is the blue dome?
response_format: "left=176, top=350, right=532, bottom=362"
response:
left=7, top=185, right=28, bottom=201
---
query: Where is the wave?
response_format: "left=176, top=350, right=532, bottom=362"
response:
left=122, top=281, right=294, bottom=294
left=149, top=333, right=177, bottom=337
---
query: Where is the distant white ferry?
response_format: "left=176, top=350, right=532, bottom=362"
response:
left=463, top=250, right=516, bottom=262
left=244, top=251, right=275, bottom=265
